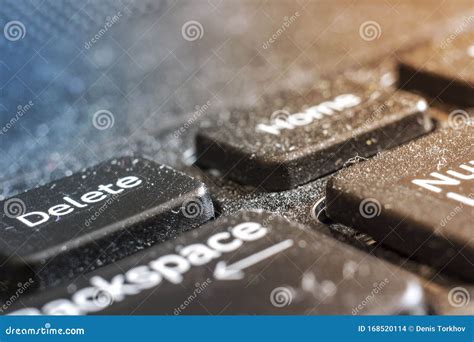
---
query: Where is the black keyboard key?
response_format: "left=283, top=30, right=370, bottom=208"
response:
left=326, top=128, right=473, bottom=280
left=7, top=211, right=426, bottom=315
left=196, top=80, right=433, bottom=190
left=398, top=32, right=474, bottom=106
left=0, top=157, right=214, bottom=291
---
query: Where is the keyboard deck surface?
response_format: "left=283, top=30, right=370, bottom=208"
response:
left=0, top=0, right=473, bottom=315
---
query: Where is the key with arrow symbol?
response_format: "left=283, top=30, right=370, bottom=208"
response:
left=214, top=239, right=294, bottom=280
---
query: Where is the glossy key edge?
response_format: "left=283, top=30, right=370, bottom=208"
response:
left=0, top=157, right=215, bottom=291
left=398, top=60, right=474, bottom=107
left=4, top=210, right=427, bottom=315
left=325, top=168, right=474, bottom=282
left=196, top=106, right=433, bottom=191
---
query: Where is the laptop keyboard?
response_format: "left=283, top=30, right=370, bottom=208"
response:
left=0, top=157, right=214, bottom=290
left=6, top=211, right=426, bottom=315
left=398, top=32, right=474, bottom=106
left=0, top=0, right=473, bottom=316
left=326, top=128, right=473, bottom=281
left=196, top=80, right=432, bottom=190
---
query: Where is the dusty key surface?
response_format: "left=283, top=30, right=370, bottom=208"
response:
left=0, top=157, right=214, bottom=290
left=7, top=211, right=426, bottom=315
left=326, top=128, right=473, bottom=281
left=196, top=79, right=432, bottom=191
left=398, top=32, right=474, bottom=106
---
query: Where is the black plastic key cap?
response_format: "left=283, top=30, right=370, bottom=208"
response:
left=326, top=128, right=473, bottom=281
left=398, top=32, right=474, bottom=106
left=0, top=157, right=214, bottom=290
left=7, top=211, right=426, bottom=315
left=196, top=79, right=433, bottom=191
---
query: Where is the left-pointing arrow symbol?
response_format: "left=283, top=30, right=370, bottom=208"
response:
left=213, top=239, right=294, bottom=281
